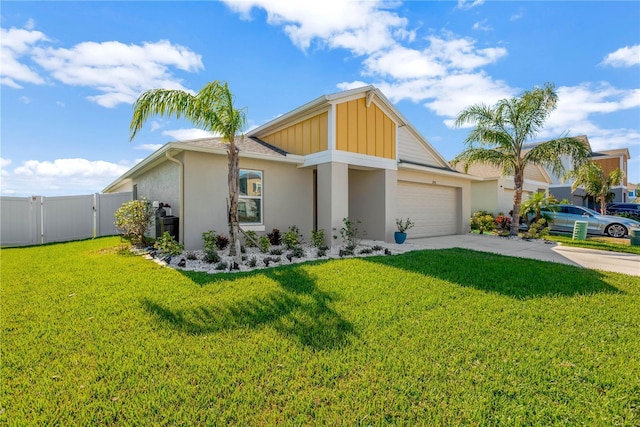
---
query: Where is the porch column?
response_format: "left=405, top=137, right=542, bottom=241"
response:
left=384, top=169, right=397, bottom=243
left=317, top=162, right=349, bottom=247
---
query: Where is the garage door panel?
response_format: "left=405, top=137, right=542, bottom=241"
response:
left=397, top=181, right=457, bottom=238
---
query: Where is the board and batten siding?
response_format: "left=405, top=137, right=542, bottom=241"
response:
left=523, top=165, right=547, bottom=183
left=397, top=126, right=440, bottom=166
left=261, top=112, right=328, bottom=155
left=335, top=98, right=396, bottom=160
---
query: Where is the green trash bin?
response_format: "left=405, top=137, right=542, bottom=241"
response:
left=572, top=220, right=588, bottom=240
left=630, top=229, right=640, bottom=247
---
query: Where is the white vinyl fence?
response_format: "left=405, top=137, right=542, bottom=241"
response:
left=0, top=192, right=132, bottom=247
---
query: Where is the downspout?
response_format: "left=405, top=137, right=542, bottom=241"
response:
left=165, top=150, right=184, bottom=244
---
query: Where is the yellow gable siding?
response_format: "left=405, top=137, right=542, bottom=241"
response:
left=336, top=98, right=396, bottom=159
left=261, top=112, right=328, bottom=155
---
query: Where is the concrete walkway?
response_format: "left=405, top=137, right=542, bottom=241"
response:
left=367, top=234, right=640, bottom=276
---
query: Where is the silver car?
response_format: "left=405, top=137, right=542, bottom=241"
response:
left=539, top=204, right=640, bottom=238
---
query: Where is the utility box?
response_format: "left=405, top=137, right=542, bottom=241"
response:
left=572, top=221, right=588, bottom=240
left=157, top=216, right=179, bottom=241
left=630, top=229, right=640, bottom=247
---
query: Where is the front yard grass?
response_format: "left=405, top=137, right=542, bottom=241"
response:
left=546, top=233, right=640, bottom=255
left=2, top=237, right=639, bottom=425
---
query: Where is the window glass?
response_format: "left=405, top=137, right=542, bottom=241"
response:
left=239, top=169, right=262, bottom=223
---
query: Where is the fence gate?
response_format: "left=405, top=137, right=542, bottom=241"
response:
left=0, top=192, right=132, bottom=247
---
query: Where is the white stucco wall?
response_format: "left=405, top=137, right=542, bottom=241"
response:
left=181, top=151, right=314, bottom=250
left=133, top=159, right=180, bottom=213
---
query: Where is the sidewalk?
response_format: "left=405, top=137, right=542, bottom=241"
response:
left=367, top=234, right=640, bottom=276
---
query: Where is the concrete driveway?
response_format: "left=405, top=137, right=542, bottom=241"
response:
left=393, top=234, right=640, bottom=276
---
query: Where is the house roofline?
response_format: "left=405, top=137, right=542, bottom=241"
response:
left=399, top=161, right=483, bottom=181
left=102, top=141, right=304, bottom=193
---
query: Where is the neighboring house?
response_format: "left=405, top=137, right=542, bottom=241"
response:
left=453, top=162, right=552, bottom=215
left=628, top=182, right=637, bottom=202
left=530, top=136, right=632, bottom=206
left=104, top=86, right=475, bottom=249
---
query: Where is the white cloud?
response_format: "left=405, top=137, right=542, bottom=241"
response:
left=426, top=35, right=507, bottom=71
left=363, top=46, right=447, bottom=79
left=472, top=20, right=492, bottom=31
left=32, top=39, right=203, bottom=107
left=222, top=0, right=407, bottom=55
left=161, top=128, right=218, bottom=141
left=14, top=158, right=130, bottom=177
left=456, top=0, right=484, bottom=10
left=510, top=12, right=523, bottom=21
left=2, top=158, right=133, bottom=196
left=0, top=26, right=48, bottom=88
left=601, top=44, right=640, bottom=67
left=19, top=96, right=31, bottom=104
left=134, top=144, right=164, bottom=151
left=1, top=22, right=204, bottom=107
left=1, top=158, right=12, bottom=177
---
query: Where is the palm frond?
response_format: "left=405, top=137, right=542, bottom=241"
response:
left=451, top=148, right=514, bottom=173
left=525, top=136, right=590, bottom=177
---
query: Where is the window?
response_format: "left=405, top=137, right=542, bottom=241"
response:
left=238, top=169, right=262, bottom=224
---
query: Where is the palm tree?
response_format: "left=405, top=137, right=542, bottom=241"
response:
left=565, top=163, right=623, bottom=215
left=520, top=192, right=558, bottom=226
left=129, top=81, right=246, bottom=257
left=451, top=83, right=589, bottom=235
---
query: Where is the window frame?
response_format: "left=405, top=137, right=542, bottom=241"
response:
left=238, top=168, right=263, bottom=227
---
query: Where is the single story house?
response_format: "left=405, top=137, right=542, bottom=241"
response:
left=104, top=86, right=475, bottom=249
left=453, top=162, right=552, bottom=215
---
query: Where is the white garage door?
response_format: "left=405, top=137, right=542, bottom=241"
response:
left=397, top=181, right=458, bottom=237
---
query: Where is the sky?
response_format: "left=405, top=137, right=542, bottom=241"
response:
left=1, top=0, right=639, bottom=197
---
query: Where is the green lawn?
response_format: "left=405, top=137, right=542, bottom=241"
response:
left=2, top=237, right=639, bottom=426
left=546, top=233, right=640, bottom=255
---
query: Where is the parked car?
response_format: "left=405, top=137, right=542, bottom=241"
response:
left=606, top=203, right=640, bottom=220
left=537, top=204, right=640, bottom=238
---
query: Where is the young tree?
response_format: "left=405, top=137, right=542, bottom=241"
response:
left=520, top=192, right=558, bottom=226
left=565, top=163, right=623, bottom=215
left=129, top=81, right=246, bottom=257
left=451, top=83, right=589, bottom=235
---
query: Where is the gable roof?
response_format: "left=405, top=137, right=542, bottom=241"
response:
left=249, top=85, right=453, bottom=170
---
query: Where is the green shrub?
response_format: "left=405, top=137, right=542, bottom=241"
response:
left=522, top=218, right=550, bottom=239
left=202, top=230, right=217, bottom=250
left=395, top=218, right=414, bottom=233
left=283, top=225, right=302, bottom=250
left=153, top=231, right=184, bottom=256
left=259, top=236, right=271, bottom=253
left=114, top=199, right=153, bottom=246
left=215, top=261, right=228, bottom=271
left=310, top=229, right=326, bottom=247
left=185, top=251, right=198, bottom=260
left=288, top=246, right=305, bottom=259
left=269, top=248, right=283, bottom=255
left=470, top=211, right=495, bottom=234
left=204, top=247, right=220, bottom=264
left=244, top=230, right=259, bottom=248
left=339, top=217, right=364, bottom=250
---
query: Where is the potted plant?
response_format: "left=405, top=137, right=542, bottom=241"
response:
left=395, top=218, right=414, bottom=244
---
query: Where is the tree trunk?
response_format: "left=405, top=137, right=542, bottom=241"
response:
left=510, top=169, right=524, bottom=236
left=599, top=195, right=607, bottom=215
left=227, top=141, right=241, bottom=260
